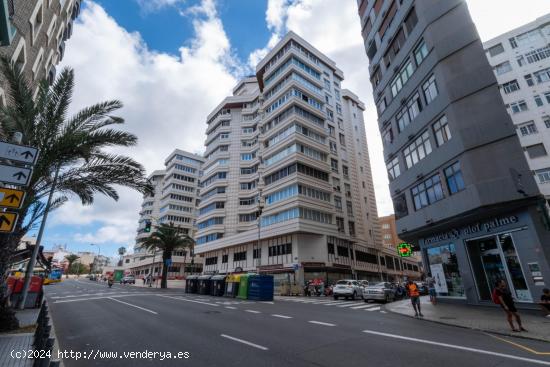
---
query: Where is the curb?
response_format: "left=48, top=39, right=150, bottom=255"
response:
left=384, top=304, right=550, bottom=343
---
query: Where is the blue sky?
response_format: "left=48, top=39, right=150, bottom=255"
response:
left=35, top=0, right=550, bottom=259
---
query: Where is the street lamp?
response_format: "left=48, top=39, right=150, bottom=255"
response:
left=256, top=190, right=264, bottom=273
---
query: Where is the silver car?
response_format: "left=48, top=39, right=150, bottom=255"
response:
left=333, top=280, right=364, bottom=300
left=363, top=282, right=396, bottom=303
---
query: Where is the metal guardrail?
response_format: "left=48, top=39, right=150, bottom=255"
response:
left=32, top=301, right=61, bottom=367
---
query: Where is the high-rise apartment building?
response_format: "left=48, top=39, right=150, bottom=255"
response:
left=195, top=32, right=384, bottom=288
left=484, top=14, right=550, bottom=199
left=357, top=0, right=550, bottom=307
left=0, top=0, right=81, bottom=102
left=126, top=150, right=204, bottom=279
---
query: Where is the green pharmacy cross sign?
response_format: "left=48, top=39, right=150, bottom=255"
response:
left=397, top=243, right=413, bottom=257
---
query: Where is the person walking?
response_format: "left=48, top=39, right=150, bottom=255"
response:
left=538, top=288, right=550, bottom=318
left=427, top=276, right=437, bottom=305
left=406, top=279, right=423, bottom=317
left=493, top=279, right=527, bottom=332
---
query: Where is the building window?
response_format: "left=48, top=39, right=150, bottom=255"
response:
left=494, top=61, right=512, bottom=75
left=393, top=193, right=408, bottom=219
left=516, top=56, right=525, bottom=67
left=342, top=165, right=349, bottom=179
left=510, top=100, right=528, bottom=114
left=534, top=67, right=550, bottom=84
left=414, top=40, right=429, bottom=65
left=536, top=168, right=550, bottom=184
left=422, top=75, right=438, bottom=104
left=487, top=43, right=504, bottom=57
left=444, top=162, right=465, bottom=194
left=396, top=93, right=422, bottom=132
left=339, top=133, right=346, bottom=146
left=544, top=116, right=550, bottom=129
left=387, top=157, right=400, bottom=181
left=524, top=74, right=534, bottom=87
left=391, top=60, right=414, bottom=98
left=336, top=217, right=345, bottom=233
left=426, top=243, right=464, bottom=297
left=348, top=221, right=356, bottom=237
left=525, top=144, right=547, bottom=158
left=545, top=92, right=550, bottom=104
left=502, top=80, right=520, bottom=94
left=334, top=196, right=342, bottom=211
left=412, top=174, right=444, bottom=210
left=404, top=131, right=432, bottom=169
left=535, top=95, right=544, bottom=107
left=509, top=37, right=518, bottom=49
left=268, top=243, right=292, bottom=257
left=519, top=121, right=538, bottom=136
left=331, top=158, right=339, bottom=172
left=233, top=251, right=247, bottom=262
left=253, top=248, right=261, bottom=259
left=383, top=127, right=394, bottom=144
left=330, top=141, right=337, bottom=153
left=30, top=0, right=44, bottom=46
left=404, top=7, right=418, bottom=34
left=525, top=45, right=550, bottom=64
left=433, top=115, right=451, bottom=146
left=222, top=254, right=228, bottom=263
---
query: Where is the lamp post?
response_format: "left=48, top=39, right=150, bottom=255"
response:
left=149, top=249, right=157, bottom=287
left=256, top=190, right=264, bottom=273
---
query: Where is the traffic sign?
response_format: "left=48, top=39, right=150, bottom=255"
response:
left=397, top=242, right=413, bottom=257
left=0, top=212, right=18, bottom=233
left=0, top=164, right=32, bottom=186
left=0, top=141, right=39, bottom=165
left=0, top=187, right=25, bottom=208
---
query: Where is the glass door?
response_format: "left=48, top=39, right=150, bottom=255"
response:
left=498, top=233, right=532, bottom=302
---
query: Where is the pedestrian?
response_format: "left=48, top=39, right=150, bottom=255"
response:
left=492, top=279, right=527, bottom=332
left=142, top=276, right=146, bottom=285
left=538, top=288, right=550, bottom=318
left=427, top=276, right=437, bottom=305
left=405, top=279, right=423, bottom=317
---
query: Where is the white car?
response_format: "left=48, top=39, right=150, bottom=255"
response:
left=333, top=279, right=364, bottom=300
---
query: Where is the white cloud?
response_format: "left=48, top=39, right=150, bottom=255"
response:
left=46, top=0, right=239, bottom=248
left=135, top=0, right=186, bottom=14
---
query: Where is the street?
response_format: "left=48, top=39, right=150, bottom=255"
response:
left=43, top=279, right=550, bottom=367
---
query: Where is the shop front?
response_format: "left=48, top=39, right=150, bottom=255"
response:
left=420, top=209, right=550, bottom=308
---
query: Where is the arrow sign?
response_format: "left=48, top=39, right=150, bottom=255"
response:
left=0, top=141, right=39, bottom=165
left=0, top=164, right=32, bottom=186
left=397, top=243, right=413, bottom=258
left=0, top=187, right=25, bottom=208
left=0, top=212, right=18, bottom=233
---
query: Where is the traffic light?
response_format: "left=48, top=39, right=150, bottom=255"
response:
left=144, top=220, right=152, bottom=233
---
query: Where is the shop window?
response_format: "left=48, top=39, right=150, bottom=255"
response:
left=426, top=243, right=464, bottom=297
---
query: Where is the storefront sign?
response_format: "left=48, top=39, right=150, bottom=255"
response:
left=430, top=264, right=448, bottom=294
left=423, top=215, right=519, bottom=245
left=258, top=264, right=283, bottom=271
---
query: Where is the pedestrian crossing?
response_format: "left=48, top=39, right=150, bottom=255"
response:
left=277, top=297, right=383, bottom=312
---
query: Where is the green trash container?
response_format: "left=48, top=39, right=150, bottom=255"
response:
left=237, top=274, right=250, bottom=299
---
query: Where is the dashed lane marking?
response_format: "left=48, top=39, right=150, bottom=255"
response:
left=225, top=306, right=237, bottom=310
left=271, top=314, right=292, bottom=319
left=350, top=304, right=378, bottom=310
left=245, top=310, right=261, bottom=314
left=308, top=321, right=336, bottom=327
left=366, top=307, right=381, bottom=312
left=337, top=302, right=365, bottom=308
left=108, top=297, right=158, bottom=315
left=220, top=334, right=268, bottom=351
left=157, top=295, right=219, bottom=307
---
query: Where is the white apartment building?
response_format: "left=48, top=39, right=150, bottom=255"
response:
left=194, top=32, right=383, bottom=288
left=484, top=14, right=550, bottom=198
left=126, top=150, right=205, bottom=279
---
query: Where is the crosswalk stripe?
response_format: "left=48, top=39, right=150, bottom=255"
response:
left=337, top=302, right=366, bottom=308
left=324, top=302, right=351, bottom=306
left=351, top=304, right=378, bottom=309
left=366, top=307, right=381, bottom=312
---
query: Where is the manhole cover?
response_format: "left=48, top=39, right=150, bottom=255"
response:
left=439, top=317, right=457, bottom=320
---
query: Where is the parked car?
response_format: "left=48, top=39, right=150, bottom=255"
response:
left=363, top=282, right=396, bottom=303
left=333, top=279, right=364, bottom=300
left=121, top=275, right=135, bottom=284
left=415, top=282, right=429, bottom=295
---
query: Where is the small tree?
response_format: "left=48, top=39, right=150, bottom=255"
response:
left=137, top=223, right=194, bottom=289
left=64, top=254, right=79, bottom=278
left=117, top=246, right=126, bottom=267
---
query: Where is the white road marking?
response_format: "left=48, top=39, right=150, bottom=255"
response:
left=308, top=321, right=336, bottom=327
left=220, top=334, right=268, bottom=351
left=362, top=330, right=550, bottom=366
left=157, top=295, right=219, bottom=307
left=380, top=310, right=387, bottom=314
left=260, top=301, right=274, bottom=304
left=245, top=309, right=261, bottom=314
left=324, top=302, right=350, bottom=306
left=108, top=297, right=158, bottom=315
left=225, top=306, right=237, bottom=310
left=271, top=314, right=292, bottom=319
left=351, top=304, right=378, bottom=310
left=337, top=302, right=365, bottom=308
left=52, top=293, right=182, bottom=303
left=366, top=307, right=381, bottom=312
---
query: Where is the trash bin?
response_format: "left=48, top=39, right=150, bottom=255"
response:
left=185, top=275, right=199, bottom=294
left=198, top=275, right=213, bottom=295
left=210, top=275, right=226, bottom=296
left=8, top=276, right=43, bottom=308
left=237, top=274, right=251, bottom=300
left=247, top=275, right=274, bottom=301
left=224, top=274, right=241, bottom=297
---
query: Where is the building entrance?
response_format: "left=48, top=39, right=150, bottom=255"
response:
left=466, top=232, right=532, bottom=302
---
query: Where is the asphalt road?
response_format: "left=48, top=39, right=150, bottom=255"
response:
left=42, top=279, right=550, bottom=367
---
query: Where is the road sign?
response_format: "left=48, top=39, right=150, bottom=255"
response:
left=0, top=187, right=25, bottom=208
left=397, top=243, right=413, bottom=257
left=0, top=212, right=18, bottom=233
left=0, top=141, right=39, bottom=165
left=0, top=164, right=32, bottom=186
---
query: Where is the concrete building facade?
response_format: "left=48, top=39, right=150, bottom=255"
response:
left=126, top=150, right=205, bottom=279
left=357, top=0, right=550, bottom=307
left=0, top=0, right=82, bottom=102
left=484, top=14, right=550, bottom=199
left=194, top=32, right=385, bottom=291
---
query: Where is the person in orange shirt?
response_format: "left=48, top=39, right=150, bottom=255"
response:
left=406, top=279, right=423, bottom=317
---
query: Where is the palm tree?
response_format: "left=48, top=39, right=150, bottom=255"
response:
left=137, top=223, right=195, bottom=289
left=64, top=254, right=80, bottom=278
left=117, top=246, right=126, bottom=267
left=0, top=58, right=152, bottom=331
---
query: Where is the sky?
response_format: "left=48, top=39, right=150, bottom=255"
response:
left=35, top=0, right=550, bottom=257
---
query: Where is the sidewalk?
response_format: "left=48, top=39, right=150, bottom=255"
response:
left=386, top=296, right=550, bottom=342
left=0, top=309, right=39, bottom=367
left=131, top=279, right=186, bottom=289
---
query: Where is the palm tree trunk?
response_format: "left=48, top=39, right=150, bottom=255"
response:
left=161, top=251, right=170, bottom=289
